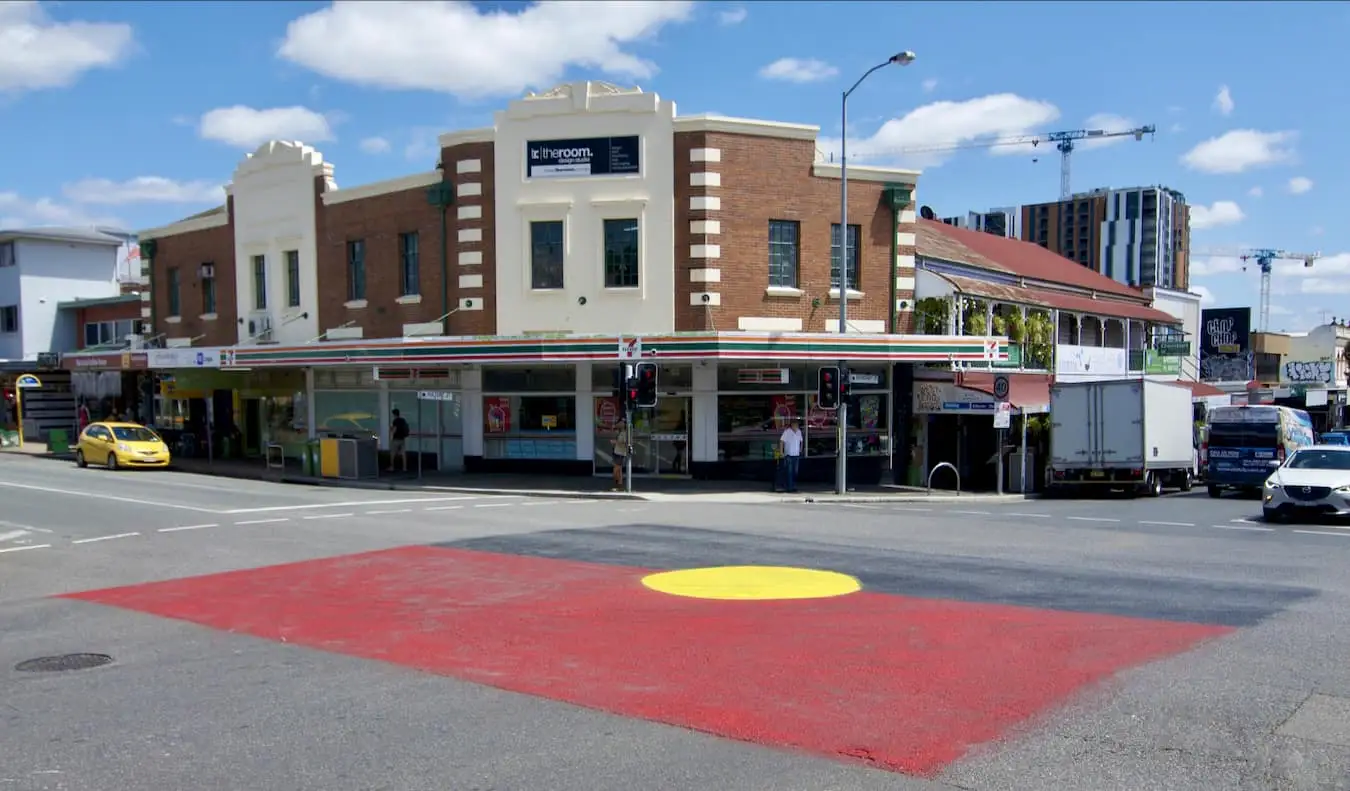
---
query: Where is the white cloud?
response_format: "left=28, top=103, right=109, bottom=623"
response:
left=1192, top=285, right=1216, bottom=305
left=198, top=105, right=335, bottom=148
left=1213, top=85, right=1234, bottom=116
left=1078, top=113, right=1141, bottom=150
left=821, top=93, right=1060, bottom=168
left=1189, top=256, right=1244, bottom=277
left=1287, top=176, right=1313, bottom=195
left=759, top=57, right=837, bottom=83
left=1180, top=129, right=1297, bottom=174
left=1248, top=186, right=1263, bottom=198
left=61, top=176, right=224, bottom=206
left=717, top=5, right=747, bottom=25
left=278, top=1, right=694, bottom=99
left=921, top=78, right=938, bottom=93
left=0, top=1, right=135, bottom=93
left=0, top=191, right=122, bottom=230
left=359, top=136, right=392, bottom=155
left=1189, top=200, right=1245, bottom=230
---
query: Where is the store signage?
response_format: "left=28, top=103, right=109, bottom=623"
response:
left=913, top=381, right=995, bottom=414
left=417, top=390, right=457, bottom=402
left=15, top=374, right=41, bottom=389
left=63, top=352, right=149, bottom=371
left=1054, top=344, right=1127, bottom=380
left=1155, top=341, right=1190, bottom=356
left=526, top=136, right=640, bottom=179
left=849, top=372, right=881, bottom=386
left=1144, top=350, right=1181, bottom=375
left=738, top=368, right=789, bottom=385
left=147, top=348, right=222, bottom=369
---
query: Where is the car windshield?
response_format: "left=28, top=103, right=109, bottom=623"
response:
left=1285, top=450, right=1350, bottom=470
left=111, top=426, right=159, bottom=442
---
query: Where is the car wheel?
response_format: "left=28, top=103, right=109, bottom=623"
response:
left=105, top=452, right=118, bottom=471
left=75, top=450, right=86, bottom=468
left=1180, top=471, right=1194, bottom=492
left=1207, top=485, right=1222, bottom=499
left=1263, top=508, right=1284, bottom=524
left=1145, top=473, right=1163, bottom=498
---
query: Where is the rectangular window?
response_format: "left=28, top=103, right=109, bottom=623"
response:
left=286, top=250, right=301, bottom=307
left=1, top=305, right=18, bottom=333
left=167, top=267, right=181, bottom=316
left=767, top=220, right=799, bottom=288
left=0, top=242, right=13, bottom=267
left=530, top=221, right=564, bottom=289
left=202, top=272, right=217, bottom=315
left=398, top=232, right=419, bottom=296
left=830, top=223, right=860, bottom=289
left=347, top=240, right=366, bottom=301
left=603, top=218, right=639, bottom=288
left=83, top=322, right=99, bottom=346
left=252, top=254, right=267, bottom=310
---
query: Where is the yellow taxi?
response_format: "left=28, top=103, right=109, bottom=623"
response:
left=75, top=421, right=172, bottom=470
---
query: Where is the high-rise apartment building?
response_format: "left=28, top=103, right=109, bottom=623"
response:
left=1020, top=186, right=1190, bottom=291
left=939, top=207, right=1018, bottom=238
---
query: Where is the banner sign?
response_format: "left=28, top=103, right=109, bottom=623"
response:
left=1199, top=307, right=1252, bottom=382
left=526, top=136, right=640, bottom=179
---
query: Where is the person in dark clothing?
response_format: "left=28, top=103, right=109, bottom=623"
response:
left=389, top=409, right=411, bottom=472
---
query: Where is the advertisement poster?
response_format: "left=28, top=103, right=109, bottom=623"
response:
left=484, top=397, right=511, bottom=434
left=525, top=136, right=640, bottom=179
left=594, top=397, right=622, bottom=431
left=806, top=395, right=836, bottom=429
left=770, top=395, right=797, bottom=428
left=1199, top=307, right=1253, bottom=382
left=859, top=395, right=881, bottom=429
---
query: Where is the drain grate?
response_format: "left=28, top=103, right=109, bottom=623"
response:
left=15, top=653, right=113, bottom=673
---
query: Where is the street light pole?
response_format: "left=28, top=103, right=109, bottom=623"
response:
left=836, top=50, right=915, bottom=495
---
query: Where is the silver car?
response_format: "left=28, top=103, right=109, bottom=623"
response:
left=1262, top=445, right=1350, bottom=522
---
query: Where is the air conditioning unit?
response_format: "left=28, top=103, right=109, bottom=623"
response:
left=199, top=264, right=215, bottom=279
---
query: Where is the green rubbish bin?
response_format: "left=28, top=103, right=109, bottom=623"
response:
left=303, top=440, right=320, bottom=476
left=48, top=428, right=69, bottom=455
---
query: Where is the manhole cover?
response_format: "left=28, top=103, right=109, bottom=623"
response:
left=14, top=653, right=113, bottom=673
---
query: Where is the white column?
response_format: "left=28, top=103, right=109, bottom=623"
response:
left=574, top=361, right=594, bottom=463
left=691, top=361, right=719, bottom=463
left=462, top=367, right=484, bottom=457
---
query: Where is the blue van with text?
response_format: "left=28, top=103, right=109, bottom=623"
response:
left=1206, top=405, right=1315, bottom=497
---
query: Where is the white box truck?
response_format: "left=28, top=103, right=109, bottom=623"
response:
left=1048, top=379, right=1197, bottom=497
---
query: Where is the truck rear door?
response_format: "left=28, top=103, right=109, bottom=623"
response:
left=1098, top=382, right=1145, bottom=466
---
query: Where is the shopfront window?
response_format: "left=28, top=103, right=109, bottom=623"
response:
left=482, top=394, right=576, bottom=460
left=717, top=394, right=798, bottom=462
left=590, top=363, right=693, bottom=392
left=313, top=391, right=379, bottom=437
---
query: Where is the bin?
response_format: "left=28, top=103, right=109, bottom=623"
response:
left=302, top=440, right=320, bottom=476
left=48, top=428, right=69, bottom=455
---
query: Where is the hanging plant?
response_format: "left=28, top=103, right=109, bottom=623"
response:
left=913, top=297, right=949, bottom=335
left=1025, top=311, right=1054, bottom=368
left=961, top=298, right=988, bottom=336
left=991, top=308, right=1026, bottom=342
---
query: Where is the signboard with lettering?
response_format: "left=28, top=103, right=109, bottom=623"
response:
left=1199, top=307, right=1252, bottom=382
left=147, top=348, right=222, bottom=369
left=526, top=136, right=640, bottom=179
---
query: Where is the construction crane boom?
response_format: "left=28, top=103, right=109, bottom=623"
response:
left=889, top=124, right=1156, bottom=200
left=1193, top=247, right=1321, bottom=332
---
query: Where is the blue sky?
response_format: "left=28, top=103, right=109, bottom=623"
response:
left=1, top=1, right=1344, bottom=332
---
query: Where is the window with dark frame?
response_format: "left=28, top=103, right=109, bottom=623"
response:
left=0, top=242, right=14, bottom=267
left=347, top=240, right=366, bottom=301
left=829, top=223, right=860, bottom=290
left=0, top=305, right=17, bottom=333
left=530, top=221, right=564, bottom=289
left=603, top=218, right=639, bottom=288
left=167, top=267, right=181, bottom=316
left=398, top=232, right=420, bottom=296
left=252, top=254, right=267, bottom=310
left=767, top=220, right=799, bottom=288
left=202, top=267, right=217, bottom=315
left=286, top=250, right=301, bottom=307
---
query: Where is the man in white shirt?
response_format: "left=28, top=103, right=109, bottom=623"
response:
left=779, top=418, right=803, bottom=493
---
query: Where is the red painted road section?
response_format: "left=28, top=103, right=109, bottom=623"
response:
left=64, top=547, right=1231, bottom=775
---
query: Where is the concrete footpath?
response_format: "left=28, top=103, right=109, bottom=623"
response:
left=0, top=446, right=1033, bottom=505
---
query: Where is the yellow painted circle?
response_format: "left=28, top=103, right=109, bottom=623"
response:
left=641, top=566, right=862, bottom=601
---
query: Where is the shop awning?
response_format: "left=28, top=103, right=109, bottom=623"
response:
left=957, top=372, right=1052, bottom=411
left=940, top=273, right=1181, bottom=325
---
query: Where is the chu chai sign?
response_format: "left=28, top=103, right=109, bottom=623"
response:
left=526, top=136, right=640, bottom=179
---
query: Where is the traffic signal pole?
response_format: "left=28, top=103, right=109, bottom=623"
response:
left=624, top=401, right=633, bottom=494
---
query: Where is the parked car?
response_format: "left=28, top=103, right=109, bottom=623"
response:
left=1263, top=445, right=1350, bottom=522
left=75, top=422, right=171, bottom=470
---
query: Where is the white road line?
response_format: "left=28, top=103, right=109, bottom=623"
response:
left=0, top=544, right=51, bottom=554
left=1140, top=520, right=1196, bottom=527
left=1212, top=524, right=1273, bottom=532
left=423, top=505, right=463, bottom=512
left=842, top=504, right=879, bottom=510
left=1006, top=512, right=1052, bottom=518
left=1067, top=516, right=1121, bottom=523
left=473, top=503, right=514, bottom=509
left=0, top=481, right=216, bottom=513
left=158, top=524, right=218, bottom=532
left=519, top=501, right=559, bottom=507
left=0, top=520, right=54, bottom=534
left=1231, top=518, right=1264, bottom=524
left=303, top=513, right=354, bottom=520
left=0, top=530, right=31, bottom=542
left=890, top=507, right=933, bottom=512
left=365, top=508, right=412, bottom=515
left=222, top=496, right=506, bottom=515
left=72, top=532, right=140, bottom=545
left=234, top=518, right=289, bottom=526
left=1294, top=529, right=1350, bottom=538
left=952, top=510, right=992, bottom=516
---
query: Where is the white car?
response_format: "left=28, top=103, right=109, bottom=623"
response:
left=1262, top=445, right=1350, bottom=522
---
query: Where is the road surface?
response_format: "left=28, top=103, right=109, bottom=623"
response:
left=3, top=455, right=1350, bottom=790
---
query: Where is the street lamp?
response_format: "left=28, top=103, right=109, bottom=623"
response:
left=836, top=50, right=915, bottom=495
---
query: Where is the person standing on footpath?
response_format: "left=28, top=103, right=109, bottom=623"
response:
left=389, top=409, right=410, bottom=473
left=779, top=417, right=803, bottom=493
left=611, top=418, right=629, bottom=491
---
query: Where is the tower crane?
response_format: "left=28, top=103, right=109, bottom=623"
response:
left=1192, top=248, right=1321, bottom=332
left=887, top=125, right=1156, bottom=199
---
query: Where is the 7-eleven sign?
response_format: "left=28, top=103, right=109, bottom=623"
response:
left=618, top=337, right=642, bottom=360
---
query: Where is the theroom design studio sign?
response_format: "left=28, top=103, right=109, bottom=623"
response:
left=527, top=136, right=640, bottom=179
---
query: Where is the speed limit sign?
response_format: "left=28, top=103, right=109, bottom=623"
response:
left=992, top=374, right=1010, bottom=401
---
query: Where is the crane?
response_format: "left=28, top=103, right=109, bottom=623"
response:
left=886, top=125, right=1156, bottom=199
left=1192, top=248, right=1321, bottom=331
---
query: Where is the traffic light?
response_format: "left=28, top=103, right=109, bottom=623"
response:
left=634, top=362, right=658, bottom=408
left=817, top=366, right=840, bottom=410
